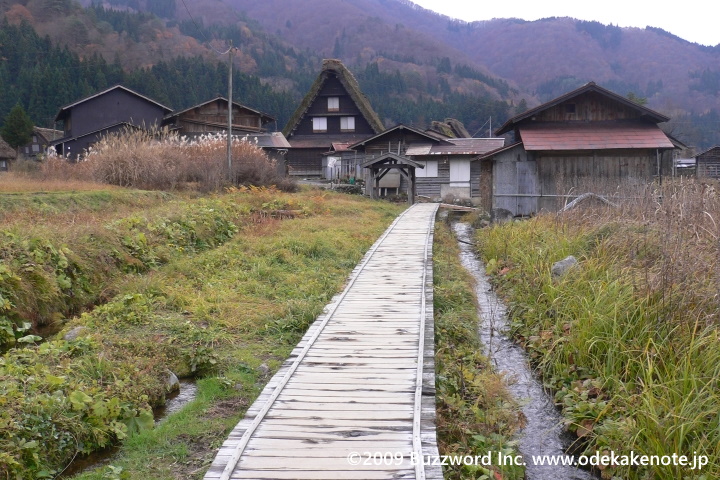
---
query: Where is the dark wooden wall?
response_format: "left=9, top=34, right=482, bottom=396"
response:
left=175, top=102, right=265, bottom=133
left=67, top=89, right=166, bottom=138
left=697, top=148, right=720, bottom=179
left=535, top=91, right=647, bottom=122
left=293, top=75, right=375, bottom=137
left=286, top=148, right=325, bottom=176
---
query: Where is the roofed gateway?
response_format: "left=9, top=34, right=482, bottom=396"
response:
left=283, top=59, right=384, bottom=177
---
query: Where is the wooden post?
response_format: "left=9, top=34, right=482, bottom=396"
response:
left=410, top=167, right=417, bottom=205
left=227, top=43, right=235, bottom=179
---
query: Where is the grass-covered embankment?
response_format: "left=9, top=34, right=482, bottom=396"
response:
left=433, top=219, right=525, bottom=480
left=0, top=187, right=404, bottom=479
left=476, top=181, right=720, bottom=479
left=0, top=188, right=243, bottom=347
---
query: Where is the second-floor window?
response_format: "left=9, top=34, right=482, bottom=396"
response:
left=328, top=97, right=339, bottom=112
left=313, top=117, right=328, bottom=132
left=340, top=116, right=355, bottom=132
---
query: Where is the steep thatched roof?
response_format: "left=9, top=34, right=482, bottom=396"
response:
left=427, top=118, right=470, bottom=138
left=0, top=137, right=17, bottom=160
left=34, top=127, right=63, bottom=143
left=283, top=59, right=384, bottom=137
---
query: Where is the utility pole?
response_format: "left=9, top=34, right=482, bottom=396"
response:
left=227, top=42, right=235, bottom=179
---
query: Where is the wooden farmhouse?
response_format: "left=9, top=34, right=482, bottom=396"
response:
left=350, top=124, right=504, bottom=201
left=163, top=97, right=290, bottom=169
left=695, top=146, right=720, bottom=179
left=163, top=97, right=275, bottom=136
left=283, top=59, right=385, bottom=177
left=479, top=82, right=675, bottom=215
left=51, top=85, right=172, bottom=160
left=0, top=137, right=15, bottom=171
left=20, top=127, right=63, bottom=158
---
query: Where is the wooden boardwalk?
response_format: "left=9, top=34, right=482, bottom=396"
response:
left=204, top=203, right=442, bottom=480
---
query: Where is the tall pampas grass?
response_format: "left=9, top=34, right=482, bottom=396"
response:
left=40, top=127, right=295, bottom=192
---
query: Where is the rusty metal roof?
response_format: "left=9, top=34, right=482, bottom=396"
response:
left=429, top=138, right=505, bottom=155
left=519, top=122, right=674, bottom=151
left=331, top=142, right=353, bottom=152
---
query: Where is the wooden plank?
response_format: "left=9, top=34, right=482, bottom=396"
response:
left=203, top=203, right=441, bottom=480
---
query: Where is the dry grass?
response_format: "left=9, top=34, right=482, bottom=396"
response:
left=3, top=128, right=295, bottom=193
left=479, top=177, right=720, bottom=479
left=0, top=171, right=113, bottom=193
left=76, top=128, right=292, bottom=192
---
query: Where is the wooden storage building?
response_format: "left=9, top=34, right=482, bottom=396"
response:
left=163, top=97, right=275, bottom=136
left=695, top=146, right=720, bottom=179
left=479, top=82, right=675, bottom=215
left=50, top=85, right=172, bottom=160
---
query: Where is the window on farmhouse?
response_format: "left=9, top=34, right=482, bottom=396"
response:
left=415, top=160, right=438, bottom=178
left=313, top=117, right=328, bottom=132
left=564, top=103, right=577, bottom=120
left=328, top=97, right=339, bottom=112
left=340, top=116, right=355, bottom=132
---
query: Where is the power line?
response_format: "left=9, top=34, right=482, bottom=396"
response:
left=179, top=0, right=232, bottom=56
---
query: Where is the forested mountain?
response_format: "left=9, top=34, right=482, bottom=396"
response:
left=2, top=0, right=720, bottom=148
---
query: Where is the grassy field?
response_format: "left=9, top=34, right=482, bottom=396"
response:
left=0, top=185, right=404, bottom=478
left=476, top=180, right=720, bottom=479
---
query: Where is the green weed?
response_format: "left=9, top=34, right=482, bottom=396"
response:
left=433, top=221, right=525, bottom=480
left=477, top=180, right=720, bottom=479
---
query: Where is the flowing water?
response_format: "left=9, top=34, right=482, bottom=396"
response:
left=57, top=379, right=198, bottom=478
left=453, top=221, right=596, bottom=480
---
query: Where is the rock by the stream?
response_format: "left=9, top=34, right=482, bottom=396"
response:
left=490, top=208, right=514, bottom=224
left=63, top=326, right=88, bottom=341
left=166, top=370, right=180, bottom=393
left=551, top=255, right=578, bottom=278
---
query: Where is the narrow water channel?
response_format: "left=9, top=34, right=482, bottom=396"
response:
left=452, top=221, right=596, bottom=480
left=57, top=379, right=198, bottom=478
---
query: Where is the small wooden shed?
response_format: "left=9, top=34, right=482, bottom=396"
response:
left=362, top=153, right=423, bottom=205
left=695, top=146, right=720, bottom=179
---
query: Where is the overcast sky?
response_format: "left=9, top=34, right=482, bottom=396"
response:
left=411, top=0, right=719, bottom=47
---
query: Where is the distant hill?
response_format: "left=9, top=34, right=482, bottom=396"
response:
left=3, top=0, right=720, bottom=148
left=216, top=0, right=720, bottom=147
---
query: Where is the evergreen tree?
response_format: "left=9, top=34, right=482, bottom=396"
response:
left=1, top=104, right=34, bottom=151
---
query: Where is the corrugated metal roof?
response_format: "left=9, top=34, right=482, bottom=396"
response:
left=519, top=122, right=674, bottom=151
left=428, top=138, right=505, bottom=155
left=405, top=144, right=433, bottom=155
left=241, top=132, right=291, bottom=149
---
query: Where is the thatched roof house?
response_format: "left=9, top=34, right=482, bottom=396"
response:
left=0, top=137, right=17, bottom=171
left=283, top=59, right=384, bottom=176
